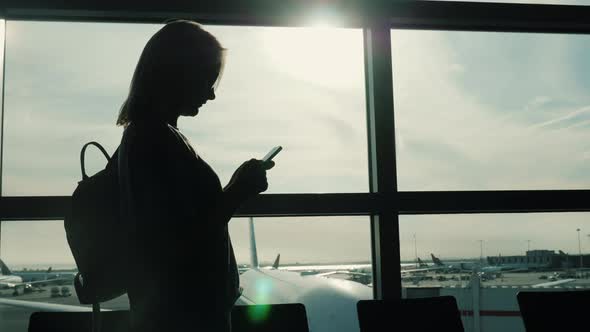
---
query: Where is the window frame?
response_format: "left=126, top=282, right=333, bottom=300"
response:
left=2, top=0, right=590, bottom=301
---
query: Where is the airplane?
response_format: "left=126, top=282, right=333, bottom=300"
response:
left=16, top=266, right=54, bottom=282
left=7, top=266, right=75, bottom=283
left=0, top=259, right=72, bottom=295
left=237, top=217, right=373, bottom=332
left=429, top=253, right=474, bottom=273
left=430, top=253, right=528, bottom=277
left=272, top=255, right=433, bottom=276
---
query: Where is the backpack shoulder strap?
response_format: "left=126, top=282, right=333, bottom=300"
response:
left=80, top=142, right=110, bottom=180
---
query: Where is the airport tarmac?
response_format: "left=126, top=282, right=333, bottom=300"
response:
left=402, top=271, right=590, bottom=288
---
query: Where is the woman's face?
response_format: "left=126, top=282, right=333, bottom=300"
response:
left=177, top=64, right=219, bottom=117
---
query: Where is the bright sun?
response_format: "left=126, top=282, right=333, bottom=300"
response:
left=259, top=26, right=365, bottom=90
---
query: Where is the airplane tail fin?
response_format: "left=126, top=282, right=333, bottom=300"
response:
left=431, top=253, right=443, bottom=266
left=272, top=254, right=281, bottom=269
left=249, top=217, right=259, bottom=269
left=46, top=267, right=52, bottom=274
left=417, top=257, right=426, bottom=267
left=0, top=258, right=12, bottom=275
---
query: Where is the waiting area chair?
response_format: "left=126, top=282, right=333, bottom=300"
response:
left=28, top=311, right=128, bottom=332
left=517, top=289, right=590, bottom=332
left=231, top=303, right=309, bottom=332
left=28, top=303, right=309, bottom=332
left=357, top=296, right=464, bottom=332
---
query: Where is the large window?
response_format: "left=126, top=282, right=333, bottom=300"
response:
left=393, top=30, right=590, bottom=191
left=0, top=220, right=128, bottom=332
left=0, top=20, right=370, bottom=332
left=2, top=22, right=368, bottom=196
left=399, top=213, right=590, bottom=332
left=1, top=2, right=590, bottom=332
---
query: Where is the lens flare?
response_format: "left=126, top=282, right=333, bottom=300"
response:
left=247, top=304, right=272, bottom=323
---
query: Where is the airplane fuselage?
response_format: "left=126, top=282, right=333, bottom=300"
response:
left=239, top=268, right=372, bottom=332
left=0, top=275, right=24, bottom=288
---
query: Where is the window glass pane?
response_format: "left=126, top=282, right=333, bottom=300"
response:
left=0, top=217, right=372, bottom=332
left=0, top=19, right=4, bottom=194
left=393, top=30, right=590, bottom=190
left=399, top=213, right=590, bottom=332
left=0, top=220, right=128, bottom=332
left=3, top=21, right=367, bottom=196
left=229, top=216, right=373, bottom=332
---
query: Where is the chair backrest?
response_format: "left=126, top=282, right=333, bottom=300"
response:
left=231, top=303, right=309, bottom=332
left=357, top=296, right=464, bottom=332
left=29, top=304, right=309, bottom=332
left=28, top=311, right=129, bottom=332
left=517, top=290, right=590, bottom=331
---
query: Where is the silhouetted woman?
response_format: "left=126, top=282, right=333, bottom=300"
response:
left=117, top=20, right=273, bottom=332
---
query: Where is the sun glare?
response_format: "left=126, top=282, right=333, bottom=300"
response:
left=260, top=26, right=364, bottom=90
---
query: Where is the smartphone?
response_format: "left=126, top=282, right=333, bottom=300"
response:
left=262, top=146, right=282, bottom=163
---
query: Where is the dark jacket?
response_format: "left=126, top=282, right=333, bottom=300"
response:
left=118, top=120, right=239, bottom=331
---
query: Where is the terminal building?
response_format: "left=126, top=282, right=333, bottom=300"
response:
left=487, top=250, right=590, bottom=269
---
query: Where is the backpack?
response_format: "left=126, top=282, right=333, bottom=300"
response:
left=64, top=142, right=127, bottom=320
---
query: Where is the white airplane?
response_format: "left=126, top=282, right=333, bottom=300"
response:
left=0, top=259, right=72, bottom=294
left=238, top=217, right=373, bottom=332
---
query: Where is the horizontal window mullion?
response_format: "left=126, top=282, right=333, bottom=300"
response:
left=398, top=190, right=590, bottom=214
left=4, top=190, right=590, bottom=220
left=389, top=1, right=590, bottom=34
left=3, top=2, right=590, bottom=33
left=0, top=194, right=381, bottom=220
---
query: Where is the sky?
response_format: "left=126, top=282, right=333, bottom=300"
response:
left=3, top=0, right=590, bottom=267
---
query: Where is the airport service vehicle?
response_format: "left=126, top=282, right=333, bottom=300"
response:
left=50, top=287, right=60, bottom=298
left=61, top=286, right=72, bottom=297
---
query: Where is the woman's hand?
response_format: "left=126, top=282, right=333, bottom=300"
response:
left=225, top=159, right=275, bottom=200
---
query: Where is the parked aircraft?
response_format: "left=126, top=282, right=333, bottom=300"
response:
left=238, top=217, right=373, bottom=332
left=430, top=253, right=528, bottom=277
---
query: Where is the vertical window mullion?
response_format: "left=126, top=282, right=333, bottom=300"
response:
left=0, top=19, right=5, bottom=198
left=364, top=25, right=400, bottom=300
left=0, top=20, right=6, bottom=260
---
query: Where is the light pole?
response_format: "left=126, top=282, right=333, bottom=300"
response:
left=478, top=240, right=484, bottom=266
left=413, top=233, right=418, bottom=267
left=577, top=228, right=583, bottom=270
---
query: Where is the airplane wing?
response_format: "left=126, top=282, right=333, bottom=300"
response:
left=315, top=270, right=369, bottom=277
left=0, top=298, right=109, bottom=312
left=401, top=266, right=444, bottom=274
left=532, top=279, right=576, bottom=288
left=278, top=264, right=372, bottom=272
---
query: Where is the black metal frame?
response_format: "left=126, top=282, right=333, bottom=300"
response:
left=1, top=0, right=590, bottom=300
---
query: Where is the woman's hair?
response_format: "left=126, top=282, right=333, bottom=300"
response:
left=116, top=20, right=226, bottom=126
